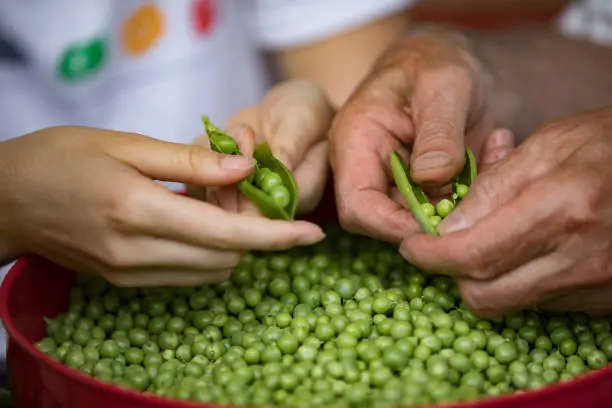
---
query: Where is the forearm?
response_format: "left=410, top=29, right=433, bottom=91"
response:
left=462, top=26, right=612, bottom=141
left=276, top=12, right=410, bottom=109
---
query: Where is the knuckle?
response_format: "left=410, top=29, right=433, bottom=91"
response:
left=421, top=63, right=474, bottom=92
left=458, top=244, right=492, bottom=280
left=107, top=190, right=146, bottom=233
left=458, top=281, right=483, bottom=314
left=458, top=281, right=495, bottom=317
left=337, top=203, right=360, bottom=234
left=210, top=231, right=233, bottom=250
left=97, top=240, right=132, bottom=270
left=470, top=176, right=501, bottom=212
left=187, top=144, right=213, bottom=173
left=561, top=175, right=602, bottom=226
left=417, top=118, right=460, bottom=150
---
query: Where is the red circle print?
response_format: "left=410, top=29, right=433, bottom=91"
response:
left=191, top=0, right=216, bottom=36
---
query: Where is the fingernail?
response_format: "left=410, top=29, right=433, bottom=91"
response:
left=221, top=155, right=255, bottom=170
left=412, top=151, right=453, bottom=172
left=438, top=210, right=471, bottom=234
left=489, top=128, right=514, bottom=148
left=399, top=244, right=412, bottom=262
left=483, top=129, right=514, bottom=164
left=297, top=227, right=326, bottom=245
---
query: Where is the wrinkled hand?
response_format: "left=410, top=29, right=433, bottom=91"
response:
left=330, top=28, right=515, bottom=243
left=400, top=108, right=612, bottom=317
left=194, top=79, right=333, bottom=215
left=0, top=127, right=324, bottom=286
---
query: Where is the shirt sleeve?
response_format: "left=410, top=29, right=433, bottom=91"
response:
left=557, top=0, right=612, bottom=46
left=250, top=0, right=417, bottom=50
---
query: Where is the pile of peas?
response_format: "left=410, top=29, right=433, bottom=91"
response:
left=422, top=184, right=468, bottom=229
left=35, top=225, right=612, bottom=407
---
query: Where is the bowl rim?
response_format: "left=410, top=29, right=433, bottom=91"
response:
left=2, top=256, right=612, bottom=408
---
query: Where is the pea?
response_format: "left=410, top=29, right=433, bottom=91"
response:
left=600, top=337, right=612, bottom=359
left=456, top=184, right=469, bottom=198
left=566, top=355, right=586, bottom=376
left=270, top=185, right=291, bottom=209
left=93, top=360, right=113, bottom=380
left=65, top=349, right=86, bottom=368
left=99, top=340, right=119, bottom=359
left=587, top=350, right=608, bottom=368
left=429, top=215, right=442, bottom=227
left=435, top=199, right=455, bottom=218
left=454, top=336, right=475, bottom=355
left=495, top=343, right=518, bottom=364
left=550, top=326, right=573, bottom=346
left=261, top=171, right=283, bottom=193
left=470, top=351, right=489, bottom=371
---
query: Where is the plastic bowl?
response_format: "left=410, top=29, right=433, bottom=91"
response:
left=2, top=182, right=612, bottom=408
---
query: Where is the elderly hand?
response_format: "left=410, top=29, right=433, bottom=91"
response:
left=0, top=127, right=324, bottom=287
left=329, top=28, right=514, bottom=243
left=400, top=108, right=612, bottom=317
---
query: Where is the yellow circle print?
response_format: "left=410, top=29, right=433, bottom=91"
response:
left=121, top=3, right=165, bottom=56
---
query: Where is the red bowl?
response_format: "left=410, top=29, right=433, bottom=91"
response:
left=2, top=180, right=612, bottom=408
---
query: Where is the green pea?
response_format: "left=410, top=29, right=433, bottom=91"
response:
left=435, top=199, right=455, bottom=218
left=261, top=171, right=283, bottom=193
left=421, top=203, right=436, bottom=217
left=99, top=340, right=119, bottom=359
left=429, top=216, right=442, bottom=227
left=125, top=348, right=144, bottom=365
left=587, top=350, right=608, bottom=368
left=269, top=185, right=291, bottom=209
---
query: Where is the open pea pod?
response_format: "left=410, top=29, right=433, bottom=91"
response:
left=390, top=147, right=477, bottom=236
left=201, top=116, right=298, bottom=221
left=390, top=152, right=439, bottom=236
left=202, top=115, right=242, bottom=155
left=253, top=142, right=299, bottom=219
left=452, top=147, right=477, bottom=204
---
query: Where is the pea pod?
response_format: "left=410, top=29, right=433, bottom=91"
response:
left=452, top=147, right=477, bottom=204
left=389, top=152, right=439, bottom=236
left=390, top=147, right=477, bottom=235
left=201, top=116, right=298, bottom=220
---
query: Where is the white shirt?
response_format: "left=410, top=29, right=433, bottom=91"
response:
left=558, top=0, right=612, bottom=44
left=0, top=0, right=414, bottom=144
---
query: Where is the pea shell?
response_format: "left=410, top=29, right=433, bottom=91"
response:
left=253, top=142, right=298, bottom=219
left=201, top=115, right=297, bottom=220
left=389, top=152, right=439, bottom=236
left=202, top=116, right=241, bottom=155
left=452, top=147, right=477, bottom=203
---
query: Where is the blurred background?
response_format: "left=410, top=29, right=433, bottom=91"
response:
left=411, top=0, right=570, bottom=28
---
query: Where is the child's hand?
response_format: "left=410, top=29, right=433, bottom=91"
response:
left=194, top=79, right=333, bottom=215
left=0, top=126, right=325, bottom=287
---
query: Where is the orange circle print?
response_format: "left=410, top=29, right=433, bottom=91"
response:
left=121, top=3, right=165, bottom=56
